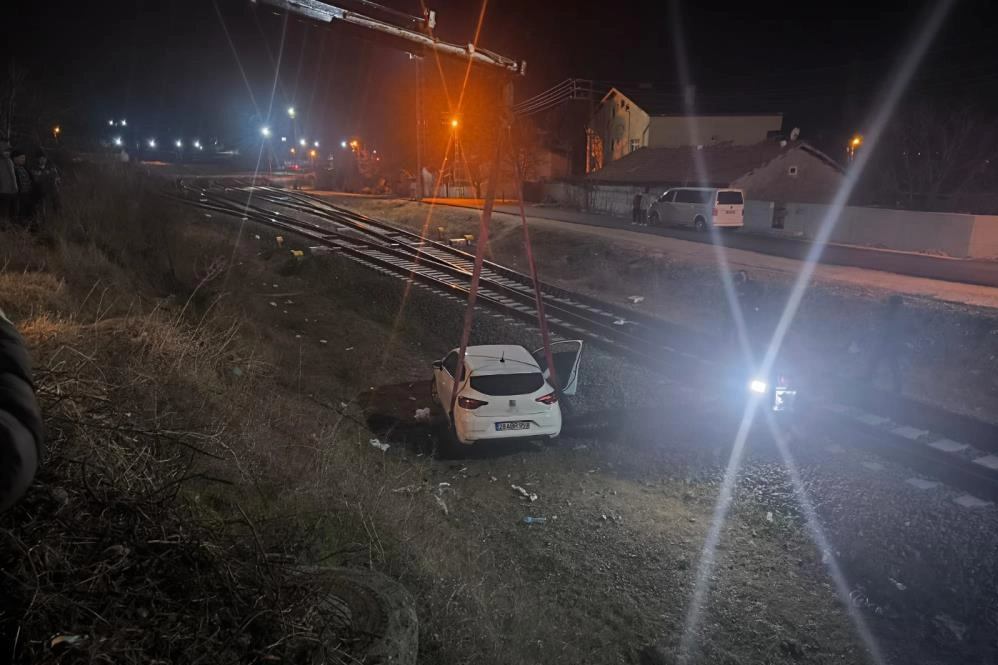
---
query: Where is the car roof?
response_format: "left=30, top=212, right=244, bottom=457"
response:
left=454, top=345, right=540, bottom=375
left=667, top=187, right=742, bottom=192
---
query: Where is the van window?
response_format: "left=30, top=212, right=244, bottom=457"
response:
left=470, top=373, right=544, bottom=396
left=658, top=191, right=675, bottom=202
left=675, top=189, right=712, bottom=204
left=717, top=191, right=744, bottom=205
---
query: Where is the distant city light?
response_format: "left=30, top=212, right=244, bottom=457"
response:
left=299, top=138, right=307, bottom=147
left=287, top=107, right=296, bottom=118
left=148, top=138, right=157, bottom=148
left=309, top=149, right=317, bottom=158
left=193, top=139, right=202, bottom=149
left=450, top=118, right=459, bottom=128
left=120, top=119, right=127, bottom=126
left=261, top=126, right=272, bottom=138
left=52, top=126, right=61, bottom=138
left=109, top=119, right=115, bottom=127
left=340, top=140, right=348, bottom=148
left=313, top=140, right=320, bottom=148
left=281, top=136, right=287, bottom=142
left=175, top=139, right=183, bottom=148
left=113, top=137, right=123, bottom=147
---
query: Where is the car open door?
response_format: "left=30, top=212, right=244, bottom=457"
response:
left=532, top=340, right=584, bottom=396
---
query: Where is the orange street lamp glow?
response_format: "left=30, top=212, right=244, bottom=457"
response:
left=450, top=118, right=459, bottom=128
left=850, top=135, right=862, bottom=148
left=52, top=125, right=61, bottom=138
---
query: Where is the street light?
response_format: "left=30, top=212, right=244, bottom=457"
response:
left=848, top=134, right=863, bottom=161
left=175, top=139, right=183, bottom=148
left=281, top=136, right=287, bottom=142
left=52, top=125, right=61, bottom=139
left=313, top=140, right=320, bottom=148
left=193, top=139, right=202, bottom=150
left=299, top=138, right=307, bottom=147
left=340, top=140, right=348, bottom=148
left=450, top=118, right=459, bottom=128
left=109, top=119, right=115, bottom=127
left=148, top=138, right=157, bottom=148
left=113, top=137, right=123, bottom=147
left=261, top=126, right=272, bottom=138
left=120, top=119, right=127, bottom=126
left=287, top=106, right=296, bottom=118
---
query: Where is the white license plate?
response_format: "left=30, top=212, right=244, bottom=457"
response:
left=495, top=421, right=530, bottom=432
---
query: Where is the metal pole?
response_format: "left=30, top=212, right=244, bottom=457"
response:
left=415, top=55, right=424, bottom=200
left=449, top=78, right=511, bottom=415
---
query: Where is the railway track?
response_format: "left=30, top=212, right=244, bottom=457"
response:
left=174, top=182, right=998, bottom=503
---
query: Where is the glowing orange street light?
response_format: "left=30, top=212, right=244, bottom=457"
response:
left=309, top=149, right=317, bottom=160
left=848, top=134, right=863, bottom=161
left=52, top=125, right=61, bottom=139
left=450, top=118, right=459, bottom=128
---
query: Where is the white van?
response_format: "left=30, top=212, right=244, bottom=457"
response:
left=646, top=187, right=745, bottom=231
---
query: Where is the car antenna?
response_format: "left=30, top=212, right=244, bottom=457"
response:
left=500, top=350, right=505, bottom=363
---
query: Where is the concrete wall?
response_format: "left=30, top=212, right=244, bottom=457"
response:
left=731, top=148, right=843, bottom=204
left=547, top=181, right=998, bottom=259
left=648, top=115, right=783, bottom=148
left=745, top=201, right=998, bottom=259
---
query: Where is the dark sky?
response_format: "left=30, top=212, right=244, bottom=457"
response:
left=5, top=0, right=996, bottom=156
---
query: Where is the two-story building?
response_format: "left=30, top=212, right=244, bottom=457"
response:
left=586, top=86, right=784, bottom=172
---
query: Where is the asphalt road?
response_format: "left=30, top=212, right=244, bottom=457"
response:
left=484, top=203, right=998, bottom=288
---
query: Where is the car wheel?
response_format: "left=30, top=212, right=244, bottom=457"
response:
left=648, top=211, right=660, bottom=226
left=429, top=376, right=440, bottom=404
left=694, top=215, right=707, bottom=232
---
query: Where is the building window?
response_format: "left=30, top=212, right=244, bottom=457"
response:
left=629, top=138, right=641, bottom=153
left=787, top=166, right=799, bottom=176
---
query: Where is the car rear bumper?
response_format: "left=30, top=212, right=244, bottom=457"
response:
left=454, top=413, right=561, bottom=445
left=712, top=217, right=744, bottom=228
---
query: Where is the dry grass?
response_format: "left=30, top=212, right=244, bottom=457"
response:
left=0, top=167, right=369, bottom=664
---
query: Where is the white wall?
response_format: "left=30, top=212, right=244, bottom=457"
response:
left=648, top=115, right=783, bottom=148
left=745, top=201, right=998, bottom=259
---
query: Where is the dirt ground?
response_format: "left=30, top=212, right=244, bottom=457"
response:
left=5, top=173, right=994, bottom=665
left=316, top=195, right=998, bottom=422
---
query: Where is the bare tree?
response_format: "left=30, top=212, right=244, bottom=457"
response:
left=869, top=102, right=998, bottom=210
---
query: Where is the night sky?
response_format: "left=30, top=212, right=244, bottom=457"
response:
left=5, top=0, right=997, bottom=157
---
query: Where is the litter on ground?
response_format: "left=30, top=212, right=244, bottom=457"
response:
left=369, top=438, right=390, bottom=452
left=414, top=408, right=431, bottom=423
left=511, top=484, right=538, bottom=502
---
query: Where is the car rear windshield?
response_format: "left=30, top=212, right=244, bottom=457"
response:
left=717, top=191, right=744, bottom=205
left=470, top=372, right=545, bottom=396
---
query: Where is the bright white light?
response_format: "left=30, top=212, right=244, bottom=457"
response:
left=261, top=126, right=271, bottom=138
left=108, top=119, right=115, bottom=127
left=287, top=106, right=296, bottom=118
left=120, top=119, right=127, bottom=126
left=299, top=138, right=307, bottom=147
left=113, top=137, right=123, bottom=147
left=313, top=140, right=319, bottom=148
left=340, top=140, right=348, bottom=148
left=749, top=379, right=767, bottom=394
left=193, top=140, right=201, bottom=149
left=148, top=138, right=156, bottom=148
left=281, top=136, right=287, bottom=142
left=175, top=139, right=183, bottom=148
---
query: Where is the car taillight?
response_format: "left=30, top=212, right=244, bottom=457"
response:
left=536, top=392, right=558, bottom=405
left=457, top=396, right=488, bottom=410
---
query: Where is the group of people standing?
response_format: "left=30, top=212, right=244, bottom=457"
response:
left=1, top=141, right=60, bottom=228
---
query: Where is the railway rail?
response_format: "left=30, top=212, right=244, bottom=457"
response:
left=174, top=182, right=998, bottom=503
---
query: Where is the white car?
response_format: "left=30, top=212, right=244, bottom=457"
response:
left=647, top=187, right=745, bottom=231
left=430, top=341, right=583, bottom=446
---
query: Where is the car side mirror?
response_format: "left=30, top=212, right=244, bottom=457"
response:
left=432, top=360, right=443, bottom=370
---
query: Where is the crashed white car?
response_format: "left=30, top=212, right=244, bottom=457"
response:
left=430, top=342, right=582, bottom=445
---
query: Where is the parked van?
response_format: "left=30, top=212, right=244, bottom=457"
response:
left=646, top=187, right=745, bottom=231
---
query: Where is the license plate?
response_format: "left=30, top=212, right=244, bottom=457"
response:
left=495, top=421, right=530, bottom=432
